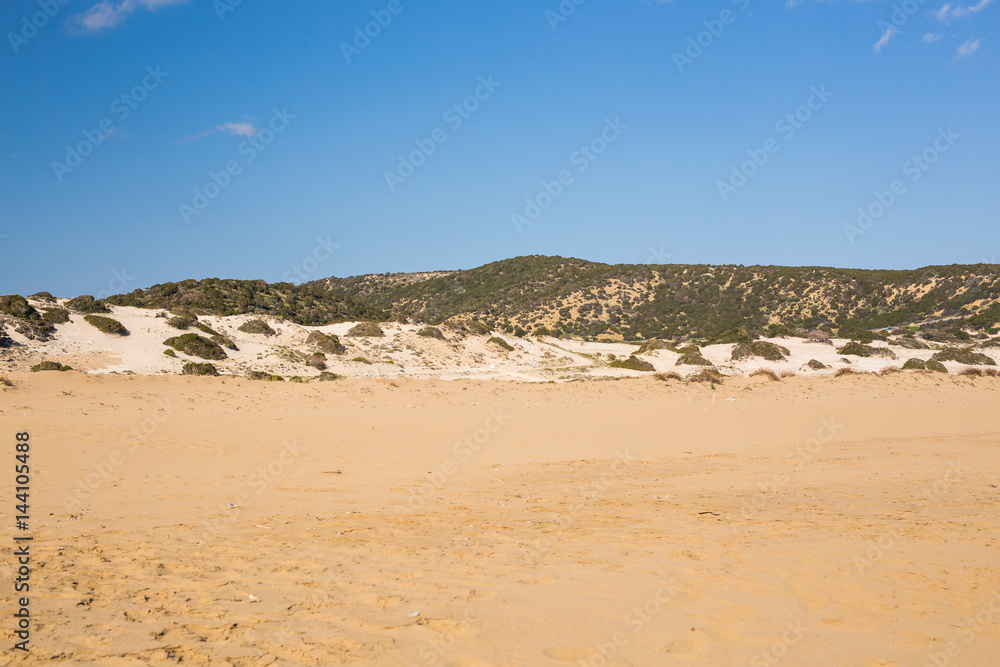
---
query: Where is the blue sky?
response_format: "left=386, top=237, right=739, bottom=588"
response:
left=1, top=0, right=997, bottom=297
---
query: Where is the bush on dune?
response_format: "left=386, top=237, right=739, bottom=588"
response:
left=731, top=341, right=790, bottom=362
left=347, top=322, right=384, bottom=337
left=182, top=362, right=219, bottom=376
left=163, top=333, right=228, bottom=360
left=931, top=347, right=996, bottom=366
left=31, top=361, right=72, bottom=372
left=609, top=355, right=655, bottom=371
left=65, top=295, right=110, bottom=313
left=84, top=315, right=129, bottom=336
left=306, top=331, right=346, bottom=355
left=238, top=319, right=277, bottom=336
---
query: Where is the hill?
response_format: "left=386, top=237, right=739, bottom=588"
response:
left=313, top=256, right=1000, bottom=340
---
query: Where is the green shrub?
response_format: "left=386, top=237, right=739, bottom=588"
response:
left=902, top=358, right=926, bottom=370
left=31, top=361, right=72, bottom=372
left=238, top=319, right=276, bottom=336
left=675, top=347, right=713, bottom=366
left=806, top=359, right=827, bottom=370
left=316, top=372, right=341, bottom=382
left=65, top=295, right=109, bottom=313
left=211, top=334, right=239, bottom=351
left=731, top=341, right=790, bottom=362
left=351, top=356, right=372, bottom=364
left=164, top=349, right=176, bottom=357
left=926, top=360, right=948, bottom=373
left=609, top=355, right=655, bottom=371
left=711, top=327, right=755, bottom=345
left=29, top=292, right=55, bottom=303
left=247, top=371, right=284, bottom=381
left=0, top=295, right=37, bottom=319
left=306, top=331, right=346, bottom=355
left=194, top=321, right=220, bottom=337
left=417, top=327, right=446, bottom=340
left=163, top=333, right=228, bottom=360
left=41, top=308, right=70, bottom=324
left=488, top=337, right=514, bottom=351
left=347, top=322, right=384, bottom=337
left=931, top=347, right=996, bottom=366
left=167, top=315, right=196, bottom=330
left=635, top=339, right=675, bottom=355
left=84, top=315, right=129, bottom=336
left=182, top=362, right=219, bottom=376
left=837, top=342, right=896, bottom=359
left=467, top=320, right=491, bottom=335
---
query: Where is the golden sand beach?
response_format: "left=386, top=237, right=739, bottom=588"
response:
left=2, top=372, right=999, bottom=665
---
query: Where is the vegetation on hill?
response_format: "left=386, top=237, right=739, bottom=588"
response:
left=306, top=331, right=346, bottom=355
left=31, top=361, right=72, bottom=372
left=65, top=295, right=110, bottom=313
left=105, top=278, right=385, bottom=326
left=931, top=347, right=996, bottom=366
left=84, top=315, right=129, bottom=336
left=238, top=319, right=277, bottom=336
left=313, top=257, right=1000, bottom=340
left=609, top=355, right=655, bottom=371
left=164, top=334, right=228, bottom=360
left=182, top=362, right=219, bottom=376
left=731, top=341, right=790, bottom=362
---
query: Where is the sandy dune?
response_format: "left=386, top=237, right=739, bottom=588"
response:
left=1, top=372, right=999, bottom=665
left=4, top=300, right=998, bottom=382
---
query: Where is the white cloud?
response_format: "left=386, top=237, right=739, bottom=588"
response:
left=954, top=37, right=981, bottom=59
left=874, top=28, right=899, bottom=53
left=73, top=0, right=189, bottom=32
left=936, top=0, right=994, bottom=23
left=923, top=33, right=943, bottom=42
left=180, top=119, right=259, bottom=143
left=217, top=121, right=258, bottom=138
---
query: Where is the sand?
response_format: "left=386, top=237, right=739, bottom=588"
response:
left=1, top=372, right=999, bottom=665
left=6, top=300, right=998, bottom=381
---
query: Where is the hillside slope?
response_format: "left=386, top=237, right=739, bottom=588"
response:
left=314, top=257, right=1000, bottom=339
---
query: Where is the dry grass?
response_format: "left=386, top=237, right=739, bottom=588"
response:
left=958, top=367, right=999, bottom=377
left=653, top=371, right=683, bottom=382
left=878, top=366, right=901, bottom=376
left=689, top=369, right=725, bottom=384
left=779, top=370, right=797, bottom=379
left=835, top=367, right=861, bottom=377
left=0, top=375, right=14, bottom=388
left=750, top=368, right=780, bottom=382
